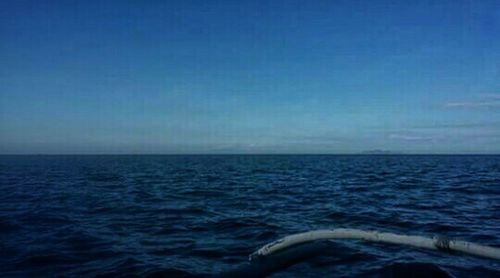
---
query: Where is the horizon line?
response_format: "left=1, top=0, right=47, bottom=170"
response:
left=1, top=153, right=499, bottom=156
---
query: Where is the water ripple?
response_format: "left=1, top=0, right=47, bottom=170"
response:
left=0, top=155, right=499, bottom=277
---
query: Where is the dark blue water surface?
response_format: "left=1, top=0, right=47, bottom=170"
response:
left=1, top=155, right=499, bottom=277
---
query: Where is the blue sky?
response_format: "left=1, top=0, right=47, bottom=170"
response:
left=1, top=0, right=499, bottom=154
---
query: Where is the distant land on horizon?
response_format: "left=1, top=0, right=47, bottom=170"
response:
left=1, top=152, right=499, bottom=156
left=360, top=150, right=402, bottom=155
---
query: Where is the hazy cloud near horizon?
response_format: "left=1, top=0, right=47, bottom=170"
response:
left=445, top=94, right=500, bottom=109
left=1, top=1, right=499, bottom=154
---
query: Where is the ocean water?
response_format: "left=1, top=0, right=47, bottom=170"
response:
left=0, top=155, right=499, bottom=277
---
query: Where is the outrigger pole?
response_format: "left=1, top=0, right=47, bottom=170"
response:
left=250, top=228, right=500, bottom=261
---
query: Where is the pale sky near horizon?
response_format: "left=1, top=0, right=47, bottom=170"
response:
left=1, top=0, right=499, bottom=154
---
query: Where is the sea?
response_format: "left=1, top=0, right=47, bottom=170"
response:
left=0, top=155, right=499, bottom=277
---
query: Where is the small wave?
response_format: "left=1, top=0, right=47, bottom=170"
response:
left=364, top=262, right=452, bottom=277
left=86, top=173, right=123, bottom=183
left=2, top=155, right=499, bottom=277
left=144, top=268, right=204, bottom=278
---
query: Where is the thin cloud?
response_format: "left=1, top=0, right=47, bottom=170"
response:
left=402, top=122, right=500, bottom=130
left=274, top=133, right=345, bottom=144
left=445, top=94, right=500, bottom=109
left=414, top=122, right=500, bottom=129
left=389, top=134, right=435, bottom=142
left=445, top=101, right=500, bottom=108
left=481, top=93, right=500, bottom=100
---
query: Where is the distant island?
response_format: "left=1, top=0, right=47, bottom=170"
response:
left=360, top=150, right=401, bottom=155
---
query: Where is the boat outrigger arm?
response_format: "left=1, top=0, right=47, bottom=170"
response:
left=250, top=228, right=500, bottom=261
left=216, top=228, right=500, bottom=277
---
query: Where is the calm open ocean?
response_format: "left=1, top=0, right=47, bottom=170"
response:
left=1, top=155, right=499, bottom=277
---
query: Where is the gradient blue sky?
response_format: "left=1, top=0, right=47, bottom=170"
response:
left=1, top=0, right=499, bottom=154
